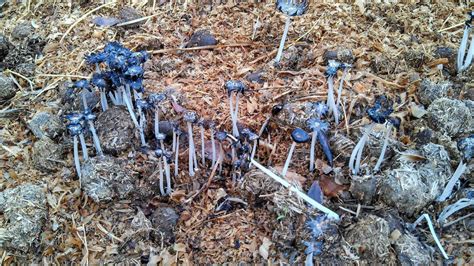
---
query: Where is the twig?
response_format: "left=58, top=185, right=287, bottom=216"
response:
left=37, top=74, right=89, bottom=79
left=5, top=69, right=34, bottom=90
left=363, top=72, right=404, bottom=89
left=439, top=21, right=464, bottom=33
left=116, top=13, right=160, bottom=27
left=183, top=160, right=220, bottom=204
left=60, top=2, right=115, bottom=43
left=150, top=43, right=253, bottom=54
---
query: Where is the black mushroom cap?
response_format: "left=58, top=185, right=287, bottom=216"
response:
left=306, top=118, right=329, bottom=133
left=154, top=148, right=164, bottom=157
left=67, top=123, right=83, bottom=136
left=276, top=0, right=308, bottom=16
left=291, top=128, right=310, bottom=143
left=458, top=135, right=474, bottom=161
left=83, top=109, right=96, bottom=121
left=367, top=96, right=393, bottom=124
left=224, top=80, right=246, bottom=95
left=183, top=111, right=197, bottom=123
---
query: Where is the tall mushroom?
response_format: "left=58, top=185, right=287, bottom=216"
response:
left=306, top=117, right=332, bottom=171
left=457, top=11, right=474, bottom=72
left=325, top=60, right=341, bottom=125
left=83, top=108, right=103, bottom=157
left=274, top=0, right=309, bottom=63
left=224, top=80, right=246, bottom=138
left=282, top=128, right=310, bottom=177
left=184, top=111, right=198, bottom=176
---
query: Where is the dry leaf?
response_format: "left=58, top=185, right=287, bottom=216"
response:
left=259, top=237, right=272, bottom=259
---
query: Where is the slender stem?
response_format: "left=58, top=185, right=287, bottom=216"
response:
left=108, top=91, right=118, bottom=105
left=78, top=133, right=88, bottom=160
left=159, top=158, right=165, bottom=195
left=211, top=129, right=216, bottom=168
left=99, top=89, right=108, bottom=112
left=250, top=139, right=258, bottom=161
left=88, top=120, right=103, bottom=157
left=81, top=92, right=88, bottom=111
left=281, top=142, right=296, bottom=177
left=411, top=214, right=449, bottom=260
left=458, top=26, right=471, bottom=71
left=233, top=93, right=240, bottom=137
left=463, top=33, right=474, bottom=70
left=437, top=161, right=467, bottom=202
left=175, top=136, right=180, bottom=177
left=355, top=124, right=374, bottom=174
left=172, top=129, right=176, bottom=153
left=73, top=136, right=82, bottom=187
left=187, top=122, right=195, bottom=177
left=275, top=16, right=291, bottom=63
left=123, top=90, right=139, bottom=128
left=200, top=126, right=205, bottom=166
left=327, top=75, right=338, bottom=125
left=138, top=107, right=147, bottom=147
left=164, top=157, right=171, bottom=195
left=336, top=68, right=349, bottom=106
left=219, top=142, right=224, bottom=173
left=309, top=130, right=317, bottom=172
left=229, top=95, right=238, bottom=137
left=349, top=124, right=374, bottom=175
left=373, top=124, right=392, bottom=172
left=154, top=109, right=160, bottom=139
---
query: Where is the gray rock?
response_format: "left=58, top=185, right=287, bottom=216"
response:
left=0, top=34, right=12, bottom=60
left=15, top=62, right=35, bottom=77
left=11, top=22, right=34, bottom=40
left=0, top=184, right=47, bottom=252
left=427, top=98, right=472, bottom=137
left=417, top=79, right=451, bottom=106
left=379, top=143, right=452, bottom=215
left=96, top=106, right=135, bottom=155
left=0, top=73, right=16, bottom=101
left=349, top=174, right=377, bottom=204
left=345, top=214, right=391, bottom=259
left=81, top=156, right=135, bottom=202
left=185, top=30, right=217, bottom=48
left=32, top=137, right=65, bottom=171
left=394, top=233, right=431, bottom=266
left=28, top=111, right=63, bottom=140
left=336, top=48, right=355, bottom=64
left=150, top=206, right=179, bottom=245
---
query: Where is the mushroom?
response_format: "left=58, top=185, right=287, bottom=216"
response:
left=156, top=132, right=166, bottom=151
left=66, top=122, right=83, bottom=185
left=336, top=63, right=351, bottom=107
left=74, top=79, right=92, bottom=111
left=349, top=96, right=393, bottom=175
left=224, top=80, right=246, bottom=138
left=184, top=111, right=198, bottom=176
left=148, top=93, right=166, bottom=140
left=281, top=128, right=310, bottom=177
left=174, top=128, right=183, bottom=177
left=457, top=11, right=474, bottom=72
left=241, top=128, right=259, bottom=162
left=83, top=108, right=103, bottom=157
left=216, top=131, right=229, bottom=173
left=274, top=0, right=309, bottom=63
left=197, top=118, right=206, bottom=166
left=325, top=60, right=341, bottom=125
left=209, top=121, right=217, bottom=168
left=306, top=117, right=332, bottom=171
left=124, top=65, right=144, bottom=101
left=164, top=151, right=172, bottom=195
left=91, top=72, right=108, bottom=112
left=437, top=135, right=473, bottom=201
left=154, top=148, right=166, bottom=196
left=65, top=113, right=89, bottom=161
left=373, top=116, right=400, bottom=172
left=136, top=98, right=150, bottom=148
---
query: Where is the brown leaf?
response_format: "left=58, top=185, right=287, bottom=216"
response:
left=320, top=175, right=347, bottom=198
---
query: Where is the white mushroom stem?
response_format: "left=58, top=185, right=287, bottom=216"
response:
left=99, top=88, right=108, bottom=112
left=336, top=68, right=349, bottom=106
left=349, top=124, right=374, bottom=175
left=172, top=129, right=176, bottom=153
left=233, top=93, right=240, bottom=137
left=437, top=161, right=467, bottom=202
left=158, top=158, right=165, bottom=196
left=87, top=120, right=103, bottom=157
left=125, top=84, right=134, bottom=107
left=437, top=198, right=474, bottom=226
left=411, top=214, right=449, bottom=260
left=373, top=123, right=392, bottom=172
left=73, top=135, right=82, bottom=187
left=81, top=92, right=88, bottom=111
left=250, top=139, right=258, bottom=162
left=164, top=158, right=172, bottom=195
left=78, top=133, right=89, bottom=160
left=200, top=125, right=205, bottom=166
left=457, top=25, right=471, bottom=72
left=275, top=16, right=291, bottom=63
left=154, top=108, right=160, bottom=139
left=174, top=136, right=180, bottom=177
left=108, top=91, right=119, bottom=105
left=211, top=128, right=216, bottom=168
left=229, top=95, right=239, bottom=137
left=123, top=90, right=139, bottom=128
left=281, top=141, right=296, bottom=177
left=309, top=130, right=317, bottom=172
left=463, top=33, right=474, bottom=70
left=327, top=75, right=339, bottom=125
left=138, top=107, right=147, bottom=147
left=187, top=122, right=196, bottom=177
left=251, top=159, right=340, bottom=220
left=219, top=142, right=224, bottom=173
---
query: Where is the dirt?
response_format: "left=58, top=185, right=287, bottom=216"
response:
left=0, top=1, right=473, bottom=265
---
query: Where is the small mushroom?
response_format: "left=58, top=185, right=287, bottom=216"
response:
left=336, top=63, right=351, bottom=107
left=274, top=0, right=309, bottom=63
left=66, top=123, right=83, bottom=184
left=281, top=128, right=310, bottom=177
left=209, top=121, right=217, bottom=168
left=83, top=108, right=103, bottom=157
left=216, top=131, right=229, bottom=173
left=74, top=79, right=92, bottom=111
left=241, top=128, right=259, bottom=162
left=225, top=80, right=246, bottom=138
left=325, top=60, right=341, bottom=125
left=91, top=72, right=108, bottom=112
left=148, top=93, right=167, bottom=140
left=184, top=111, right=198, bottom=176
left=457, top=11, right=474, bottom=72
left=437, top=135, right=473, bottom=201
left=306, top=117, right=332, bottom=171
left=136, top=98, right=150, bottom=148
left=164, top=151, right=172, bottom=195
left=65, top=113, right=89, bottom=161
left=174, top=128, right=183, bottom=177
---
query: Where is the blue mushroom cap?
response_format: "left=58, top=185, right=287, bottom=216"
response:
left=367, top=96, right=393, bottom=124
left=224, top=80, right=246, bottom=95
left=306, top=118, right=329, bottom=133
left=458, top=135, right=474, bottom=161
left=83, top=109, right=96, bottom=121
left=312, top=102, right=329, bottom=118
left=136, top=98, right=150, bottom=109
left=91, top=72, right=107, bottom=88
left=216, top=131, right=228, bottom=141
left=291, top=128, right=310, bottom=143
left=85, top=52, right=107, bottom=65
left=148, top=93, right=166, bottom=104
left=183, top=111, right=197, bottom=123
left=124, top=65, right=144, bottom=78
left=325, top=60, right=341, bottom=77
left=67, top=123, right=83, bottom=136
left=64, top=112, right=84, bottom=124
left=74, top=79, right=91, bottom=91
left=276, top=0, right=308, bottom=16
left=241, top=128, right=259, bottom=141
